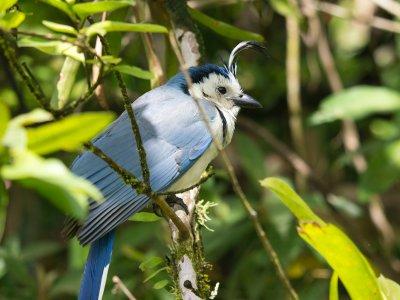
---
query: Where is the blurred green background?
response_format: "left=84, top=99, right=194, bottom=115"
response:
left=1, top=0, right=400, bottom=299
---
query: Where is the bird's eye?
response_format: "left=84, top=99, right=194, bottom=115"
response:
left=217, top=86, right=227, bottom=95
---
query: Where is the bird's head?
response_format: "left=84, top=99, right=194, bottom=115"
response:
left=168, top=41, right=266, bottom=111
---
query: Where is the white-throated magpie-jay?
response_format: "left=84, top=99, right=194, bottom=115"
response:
left=67, top=41, right=264, bottom=299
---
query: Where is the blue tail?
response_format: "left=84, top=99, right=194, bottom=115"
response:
left=79, top=231, right=115, bottom=300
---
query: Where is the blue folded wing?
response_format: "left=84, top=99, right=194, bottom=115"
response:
left=71, top=86, right=216, bottom=245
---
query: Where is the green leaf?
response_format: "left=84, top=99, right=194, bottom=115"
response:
left=189, top=8, right=264, bottom=42
left=153, top=279, right=168, bottom=290
left=1, top=150, right=102, bottom=219
left=144, top=267, right=167, bottom=283
left=27, top=112, right=115, bottom=155
left=0, top=101, right=10, bottom=142
left=310, top=86, right=400, bottom=125
left=0, top=0, right=17, bottom=12
left=298, top=222, right=382, bottom=300
left=262, top=177, right=383, bottom=300
left=260, top=177, right=323, bottom=223
left=370, top=119, right=400, bottom=140
left=139, top=256, right=163, bottom=271
left=42, top=20, right=78, bottom=35
left=83, top=21, right=168, bottom=37
left=0, top=10, right=25, bottom=30
left=3, top=109, right=53, bottom=149
left=72, top=0, right=134, bottom=18
left=50, top=57, right=81, bottom=109
left=329, top=272, right=339, bottom=300
left=129, top=212, right=161, bottom=222
left=39, top=0, right=77, bottom=22
left=114, top=64, right=154, bottom=80
left=18, top=38, right=84, bottom=62
left=378, top=274, right=400, bottom=300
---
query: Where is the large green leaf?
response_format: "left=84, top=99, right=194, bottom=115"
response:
left=262, top=177, right=383, bottom=300
left=114, top=64, right=154, bottom=80
left=189, top=8, right=264, bottom=42
left=72, top=0, right=134, bottom=18
left=310, top=86, right=400, bottom=125
left=27, top=112, right=115, bottom=155
left=329, top=272, right=339, bottom=300
left=84, top=21, right=168, bottom=37
left=260, top=177, right=323, bottom=223
left=18, top=38, right=84, bottom=62
left=1, top=150, right=102, bottom=219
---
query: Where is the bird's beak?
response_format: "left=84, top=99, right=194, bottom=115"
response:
left=231, top=94, right=262, bottom=109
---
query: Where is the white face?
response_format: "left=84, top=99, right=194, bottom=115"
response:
left=188, top=73, right=242, bottom=110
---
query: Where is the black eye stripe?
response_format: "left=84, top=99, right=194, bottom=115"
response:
left=217, top=86, right=227, bottom=94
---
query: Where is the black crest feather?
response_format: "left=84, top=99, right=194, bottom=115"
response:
left=228, top=41, right=269, bottom=76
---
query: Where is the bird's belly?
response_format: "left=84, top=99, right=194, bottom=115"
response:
left=167, top=144, right=218, bottom=192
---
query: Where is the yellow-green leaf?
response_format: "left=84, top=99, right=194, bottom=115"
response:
left=0, top=11, right=25, bottom=29
left=260, top=177, right=323, bottom=223
left=298, top=222, right=382, bottom=300
left=329, top=272, right=339, bottom=300
left=0, top=0, right=17, bottom=13
left=0, top=101, right=10, bottom=142
left=42, top=20, right=78, bottom=35
left=129, top=212, right=161, bottom=222
left=27, top=112, right=115, bottom=155
left=84, top=21, right=168, bottom=37
left=39, top=0, right=77, bottom=22
left=189, top=8, right=264, bottom=42
left=72, top=0, right=134, bottom=18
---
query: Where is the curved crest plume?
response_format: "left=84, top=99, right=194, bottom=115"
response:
left=227, top=41, right=268, bottom=76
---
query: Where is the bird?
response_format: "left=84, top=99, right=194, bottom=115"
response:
left=66, top=41, right=264, bottom=300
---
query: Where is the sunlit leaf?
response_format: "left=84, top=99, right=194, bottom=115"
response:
left=42, top=20, right=78, bottom=35
left=129, top=212, right=161, bottom=222
left=0, top=0, right=17, bottom=13
left=269, top=0, right=300, bottom=17
left=83, top=21, right=168, bottom=37
left=262, top=177, right=383, bottom=300
left=72, top=0, right=134, bottom=18
left=38, top=0, right=77, bottom=22
left=139, top=256, right=163, bottom=271
left=378, top=274, right=400, bottom=300
left=50, top=57, right=81, bottom=109
left=189, top=8, right=264, bottom=42
left=18, top=38, right=84, bottom=62
left=114, top=64, right=154, bottom=80
left=329, top=272, right=339, bottom=300
left=153, top=279, right=168, bottom=290
left=299, top=222, right=382, bottom=300
left=0, top=101, right=10, bottom=142
left=27, top=112, right=115, bottom=155
left=260, top=177, right=323, bottom=223
left=310, top=86, right=400, bottom=125
left=1, top=150, right=102, bottom=219
left=144, top=267, right=167, bottom=283
left=3, top=109, right=53, bottom=149
left=0, top=11, right=25, bottom=29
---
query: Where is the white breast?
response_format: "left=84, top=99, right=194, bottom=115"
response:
left=168, top=105, right=238, bottom=192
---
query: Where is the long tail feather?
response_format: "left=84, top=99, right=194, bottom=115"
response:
left=79, top=231, right=115, bottom=300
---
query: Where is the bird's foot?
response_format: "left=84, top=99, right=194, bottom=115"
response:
left=152, top=195, right=189, bottom=217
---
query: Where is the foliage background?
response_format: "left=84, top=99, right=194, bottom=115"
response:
left=1, top=0, right=400, bottom=299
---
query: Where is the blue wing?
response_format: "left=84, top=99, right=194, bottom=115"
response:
left=71, top=85, right=216, bottom=245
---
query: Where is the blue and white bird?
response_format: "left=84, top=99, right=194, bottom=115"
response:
left=67, top=41, right=263, bottom=299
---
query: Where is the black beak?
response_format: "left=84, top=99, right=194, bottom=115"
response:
left=231, top=94, right=262, bottom=109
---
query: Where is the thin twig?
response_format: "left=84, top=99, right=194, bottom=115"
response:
left=370, top=0, right=400, bottom=18
left=168, top=29, right=299, bottom=300
left=112, top=276, right=137, bottom=300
